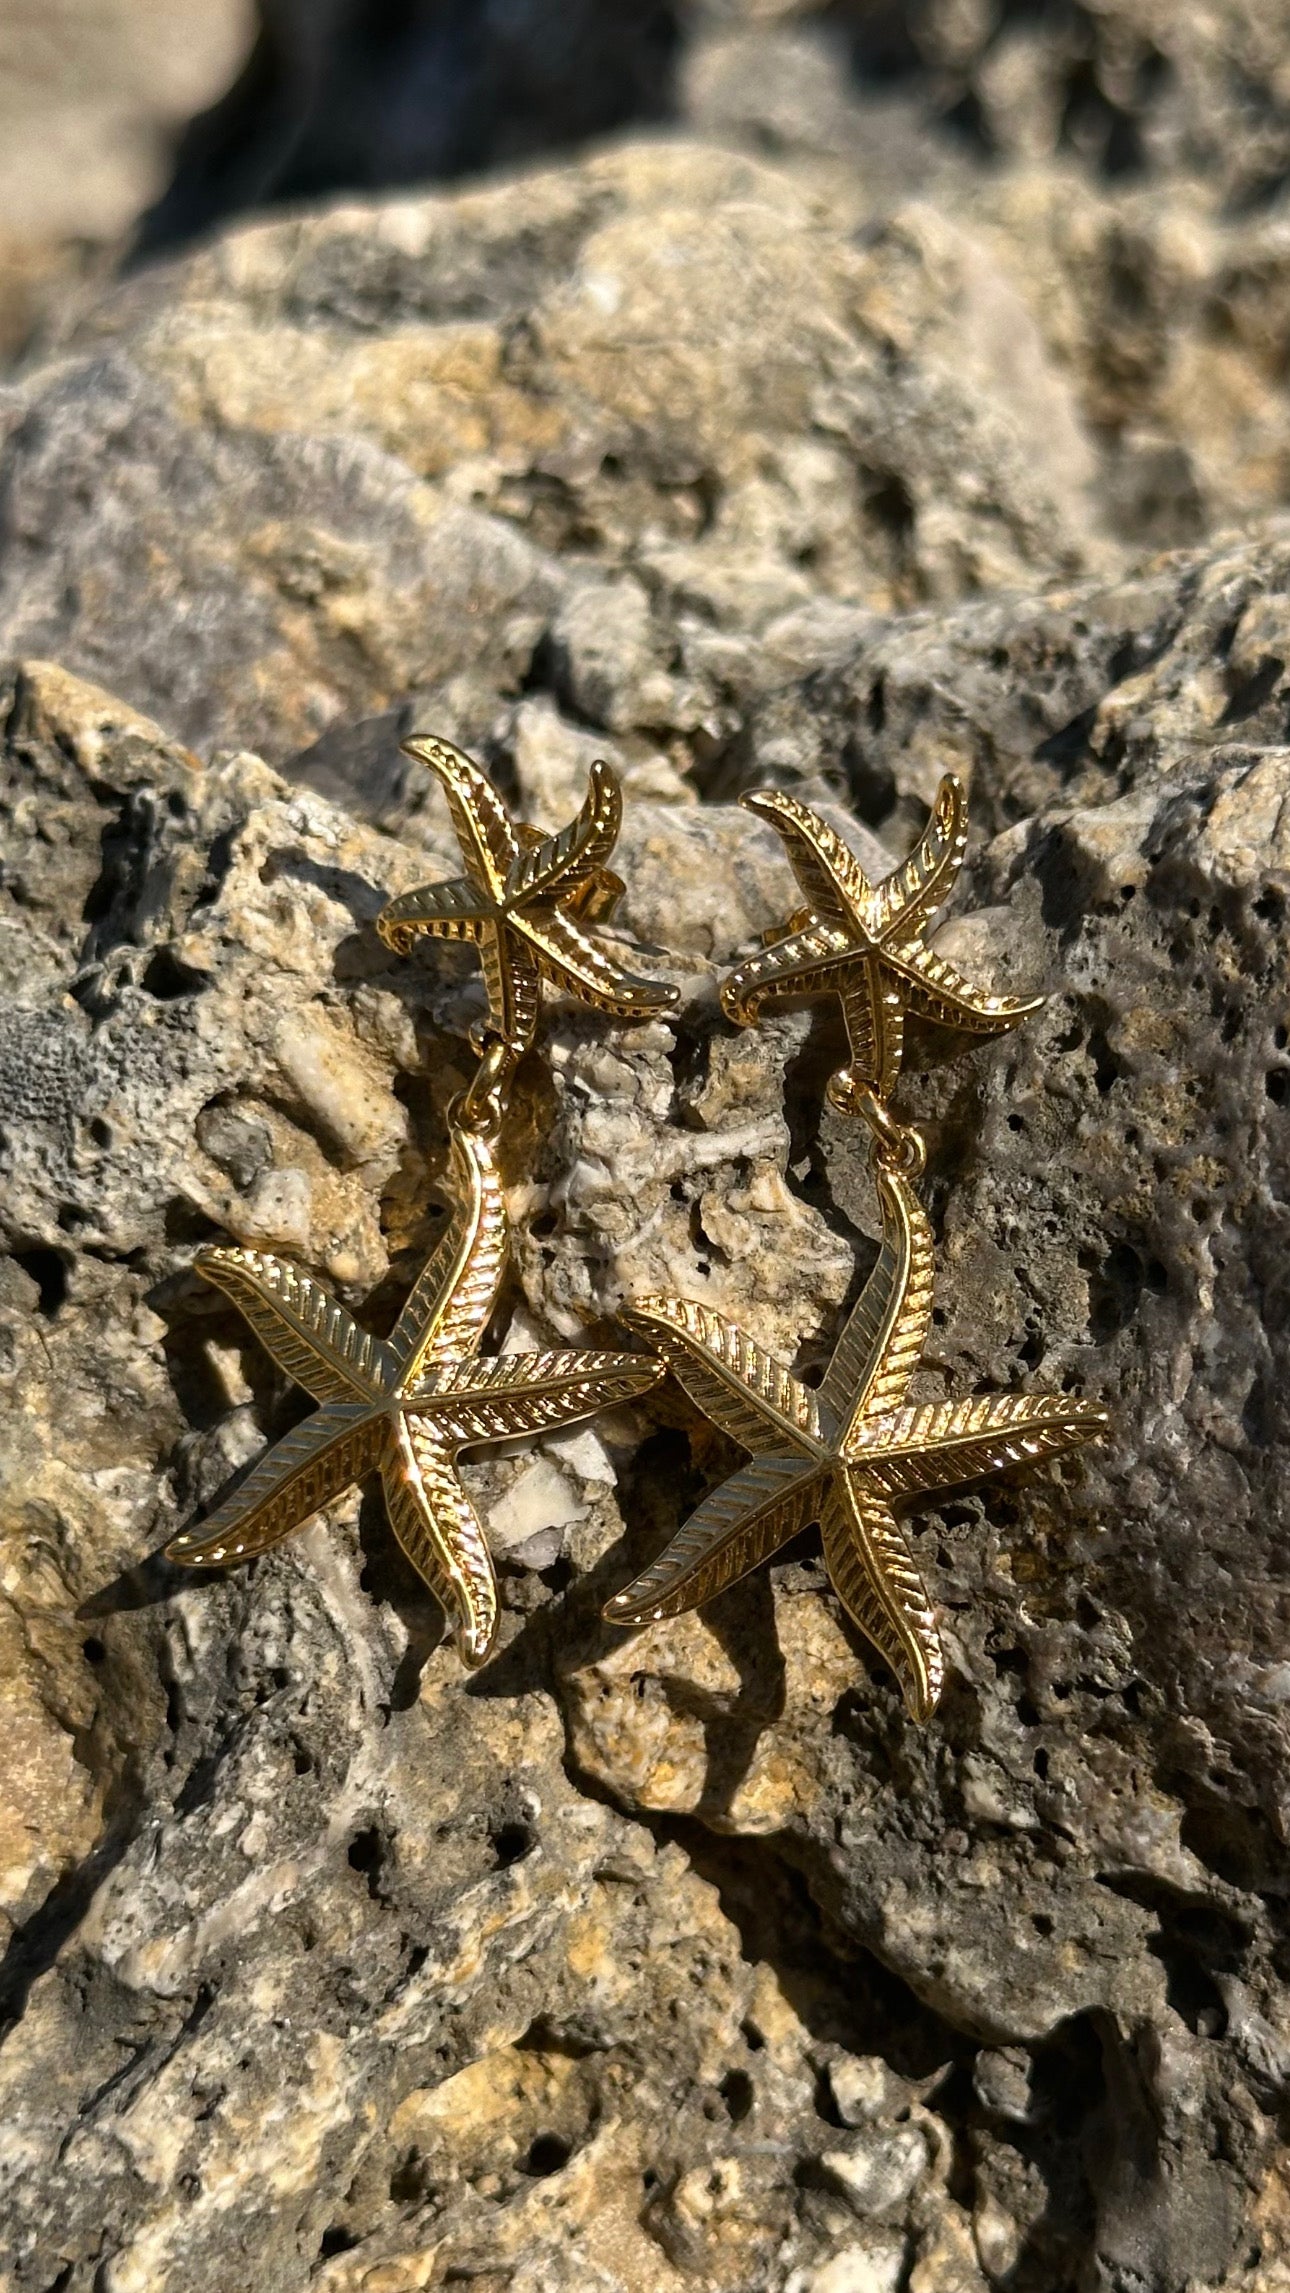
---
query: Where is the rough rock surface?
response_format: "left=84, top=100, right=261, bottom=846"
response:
left=8, top=119, right=1290, bottom=787
left=2, top=17, right=1290, bottom=2293
left=2, top=587, right=1289, bottom=2290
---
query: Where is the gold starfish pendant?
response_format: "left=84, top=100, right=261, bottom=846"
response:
left=169, top=1125, right=663, bottom=1667
left=606, top=1145, right=1106, bottom=1721
left=376, top=736, right=678, bottom=1068
left=723, top=776, right=1042, bottom=1103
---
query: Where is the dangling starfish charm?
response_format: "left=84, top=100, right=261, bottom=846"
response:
left=376, top=736, right=678, bottom=1059
left=722, top=777, right=1042, bottom=1102
left=605, top=1152, right=1105, bottom=1721
left=169, top=1127, right=663, bottom=1667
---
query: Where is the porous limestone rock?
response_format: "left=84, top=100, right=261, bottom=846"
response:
left=0, top=603, right=1286, bottom=2291
left=6, top=117, right=1290, bottom=820
left=0, top=33, right=1289, bottom=2292
left=0, top=139, right=1104, bottom=772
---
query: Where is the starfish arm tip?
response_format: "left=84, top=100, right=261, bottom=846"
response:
left=166, top=1531, right=223, bottom=1568
left=718, top=973, right=756, bottom=1024
left=631, top=1355, right=668, bottom=1392
left=375, top=912, right=414, bottom=956
left=602, top=1586, right=664, bottom=1627
left=456, top=1622, right=496, bottom=1670
left=193, top=1243, right=233, bottom=1274
left=399, top=733, right=452, bottom=774
left=618, top=1299, right=669, bottom=1336
left=739, top=788, right=778, bottom=813
left=905, top=1678, right=939, bottom=1725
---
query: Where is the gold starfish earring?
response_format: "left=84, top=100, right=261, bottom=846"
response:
left=605, top=777, right=1107, bottom=1723
left=169, top=737, right=675, bottom=1668
left=722, top=776, right=1042, bottom=1109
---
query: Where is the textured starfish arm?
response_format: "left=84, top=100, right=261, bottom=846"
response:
left=384, top=1420, right=499, bottom=1668
left=507, top=760, right=623, bottom=902
left=850, top=1393, right=1108, bottom=1495
left=604, top=1455, right=823, bottom=1624
left=167, top=1404, right=384, bottom=1566
left=821, top=1476, right=944, bottom=1723
left=409, top=1348, right=663, bottom=1444
left=376, top=876, right=491, bottom=955
left=402, top=735, right=517, bottom=897
left=866, top=773, right=967, bottom=942
left=741, top=790, right=871, bottom=925
left=720, top=922, right=856, bottom=1024
left=520, top=908, right=678, bottom=1019
left=479, top=921, right=542, bottom=1052
left=392, top=1127, right=510, bottom=1386
left=825, top=1161, right=934, bottom=1440
left=894, top=941, right=1043, bottom=1033
left=196, top=1248, right=398, bottom=1404
left=840, top=973, right=905, bottom=1101
left=622, top=1299, right=826, bottom=1456
left=513, top=819, right=623, bottom=923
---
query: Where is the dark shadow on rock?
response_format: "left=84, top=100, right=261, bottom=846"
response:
left=666, top=1812, right=973, bottom=2075
left=290, top=708, right=420, bottom=825
left=261, top=846, right=391, bottom=925
left=134, top=0, right=683, bottom=258
left=653, top=1572, right=788, bottom=1826
left=0, top=1800, right=146, bottom=2034
left=354, top=1480, right=451, bottom=1705
left=473, top=1427, right=794, bottom=1823
left=78, top=1547, right=197, bottom=1621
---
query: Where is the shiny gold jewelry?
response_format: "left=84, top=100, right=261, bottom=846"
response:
left=376, top=735, right=678, bottom=1098
left=169, top=1128, right=661, bottom=1666
left=170, top=738, right=672, bottom=1668
left=722, top=777, right=1041, bottom=1104
left=606, top=776, right=1106, bottom=1723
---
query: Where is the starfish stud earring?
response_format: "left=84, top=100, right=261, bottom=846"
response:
left=723, top=777, right=1041, bottom=1104
left=170, top=1128, right=663, bottom=1667
left=376, top=736, right=678, bottom=1065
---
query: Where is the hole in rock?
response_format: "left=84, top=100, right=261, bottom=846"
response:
left=523, top=2132, right=572, bottom=2178
left=347, top=1826, right=387, bottom=1899
left=490, top=1820, right=536, bottom=1869
left=14, top=1246, right=67, bottom=1317
left=719, top=2068, right=754, bottom=2124
left=318, top=2226, right=357, bottom=2258
left=142, top=945, right=208, bottom=999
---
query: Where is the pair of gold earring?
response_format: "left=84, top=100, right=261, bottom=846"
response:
left=167, top=737, right=1106, bottom=1723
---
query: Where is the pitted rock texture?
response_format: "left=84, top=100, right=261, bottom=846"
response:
left=1, top=28, right=1290, bottom=2291
left=7, top=122, right=1290, bottom=803
left=0, top=140, right=1104, bottom=773
left=0, top=618, right=1287, bottom=2292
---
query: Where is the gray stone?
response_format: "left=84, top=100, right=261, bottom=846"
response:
left=1, top=40, right=1290, bottom=2292
left=0, top=623, right=1286, bottom=2288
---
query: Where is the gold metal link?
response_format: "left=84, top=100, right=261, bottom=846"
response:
left=449, top=1032, right=517, bottom=1139
left=827, top=1066, right=927, bottom=1176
